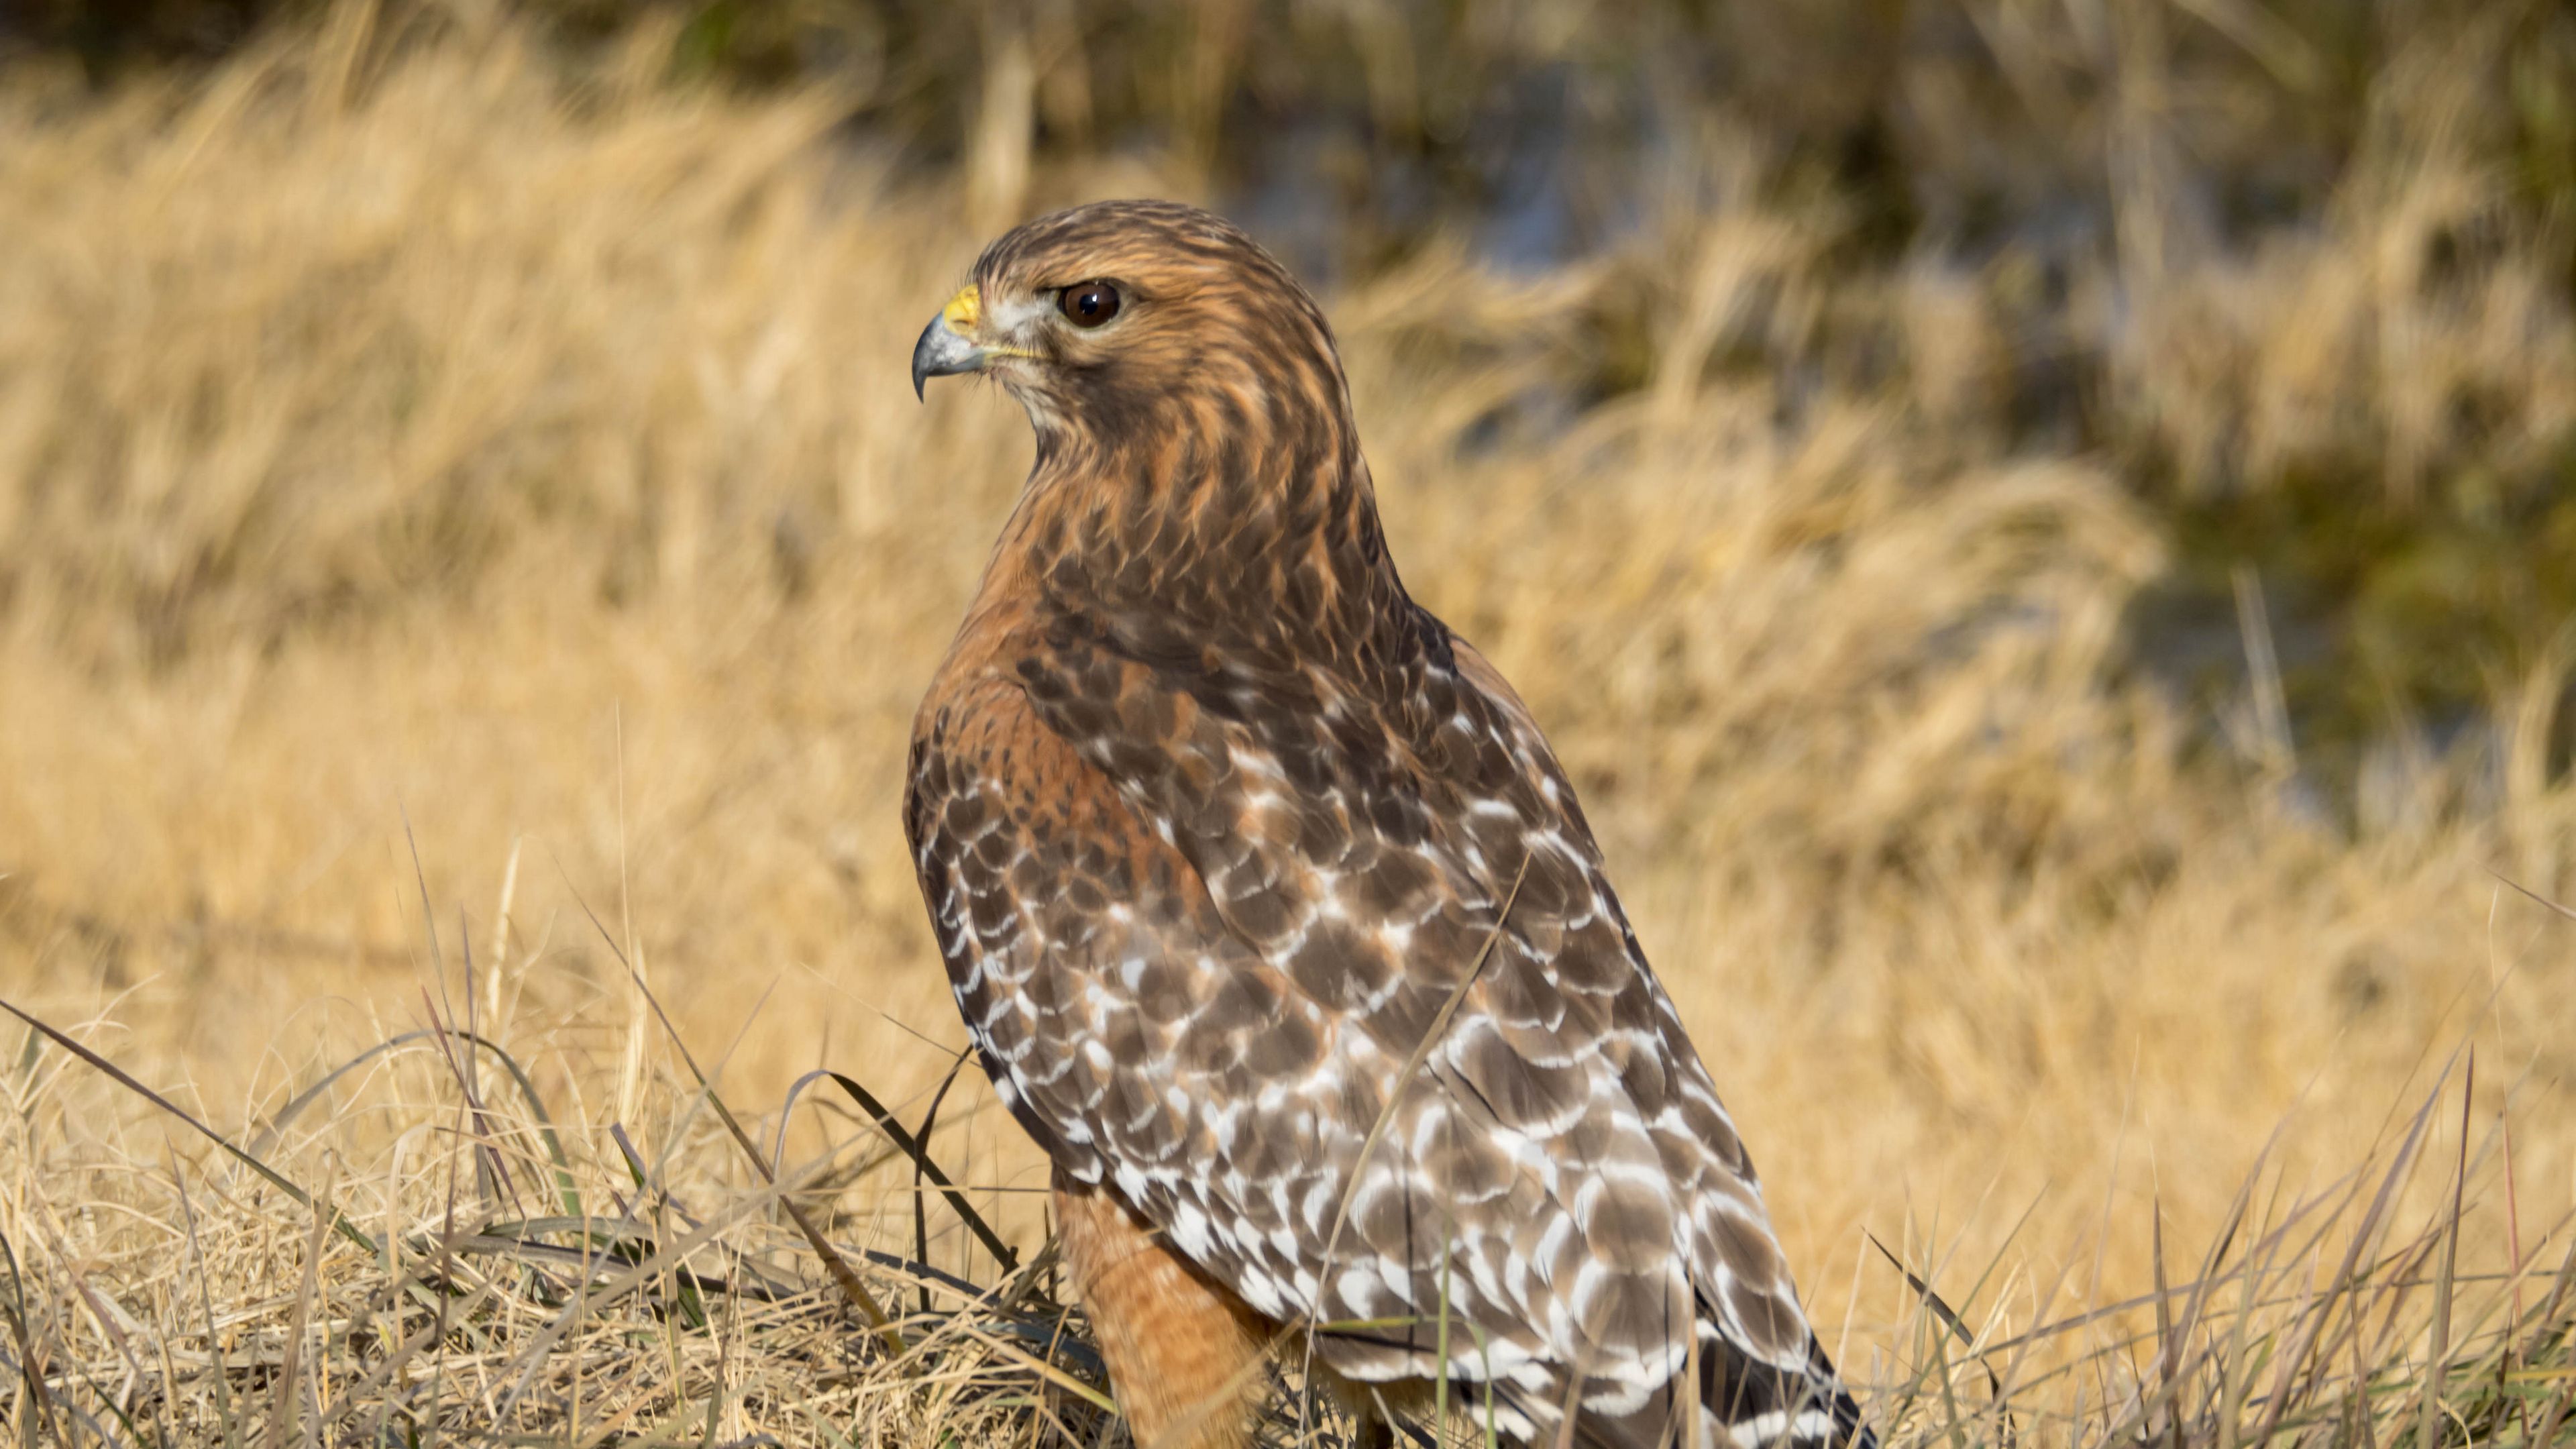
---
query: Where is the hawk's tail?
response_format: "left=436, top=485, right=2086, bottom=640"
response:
left=1489, top=1332, right=1874, bottom=1449
left=1682, top=1341, right=1875, bottom=1449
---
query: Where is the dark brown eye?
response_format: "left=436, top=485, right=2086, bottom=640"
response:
left=1059, top=282, right=1122, bottom=327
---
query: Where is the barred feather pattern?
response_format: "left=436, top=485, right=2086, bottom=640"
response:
left=906, top=201, right=1871, bottom=1449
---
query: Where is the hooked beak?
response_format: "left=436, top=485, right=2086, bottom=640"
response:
left=912, top=284, right=989, bottom=400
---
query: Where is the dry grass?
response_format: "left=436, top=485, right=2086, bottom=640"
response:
left=0, top=5, right=2571, bottom=1445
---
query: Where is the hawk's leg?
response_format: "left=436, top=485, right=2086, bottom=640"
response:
left=1055, top=1169, right=1273, bottom=1449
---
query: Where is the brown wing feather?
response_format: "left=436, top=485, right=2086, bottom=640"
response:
left=909, top=592, right=1854, bottom=1446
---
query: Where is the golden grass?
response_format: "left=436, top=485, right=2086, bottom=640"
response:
left=0, top=6, right=2570, bottom=1444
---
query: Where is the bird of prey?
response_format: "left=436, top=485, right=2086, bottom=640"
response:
left=906, top=200, right=1870, bottom=1449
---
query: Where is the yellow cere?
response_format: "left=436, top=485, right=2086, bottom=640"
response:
left=941, top=283, right=982, bottom=335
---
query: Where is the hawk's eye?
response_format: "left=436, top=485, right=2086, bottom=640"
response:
left=1059, top=282, right=1122, bottom=327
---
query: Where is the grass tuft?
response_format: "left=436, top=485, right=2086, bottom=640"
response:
left=0, top=987, right=2567, bottom=1445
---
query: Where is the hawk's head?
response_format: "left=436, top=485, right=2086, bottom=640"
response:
left=912, top=200, right=1352, bottom=451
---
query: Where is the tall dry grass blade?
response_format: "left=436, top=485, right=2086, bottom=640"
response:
left=398, top=822, right=472, bottom=1194
left=908, top=1050, right=973, bottom=1314
left=2223, top=1201, right=2376, bottom=1438
left=615, top=1130, right=711, bottom=1335
left=2102, top=1206, right=2246, bottom=1444
left=1438, top=1214, right=1460, bottom=1446
left=1865, top=1227, right=2008, bottom=1417
left=244, top=1027, right=580, bottom=1217
left=2519, top=1243, right=2576, bottom=1445
left=1311, top=857, right=1529, bottom=1354
left=1870, top=1210, right=1961, bottom=1430
left=565, top=885, right=904, bottom=1352
left=1550, top=1351, right=1585, bottom=1449
left=2286, top=1077, right=2448, bottom=1417
left=2529, top=1380, right=2575, bottom=1449
left=419, top=1055, right=478, bottom=1449
left=0, top=997, right=376, bottom=1254
left=36, top=1230, right=158, bottom=1447
left=2502, top=1102, right=2524, bottom=1371
left=609, top=1121, right=696, bottom=1223
left=1956, top=1186, right=2048, bottom=1430
left=2485, top=873, right=2576, bottom=924
left=2233, top=564, right=2295, bottom=778
left=264, top=1157, right=336, bottom=1449
left=2418, top=1054, right=2473, bottom=1449
left=612, top=710, right=649, bottom=1133
left=2357, top=1230, right=2447, bottom=1398
left=1985, top=1164, right=2362, bottom=1364
left=2527, top=1238, right=2576, bottom=1370
left=168, top=1145, right=240, bottom=1449
left=1289, top=855, right=1530, bottom=1442
left=796, top=1069, right=1019, bottom=1275
left=484, top=833, right=522, bottom=1031
left=2131, top=1150, right=2266, bottom=1443
left=0, top=1232, right=57, bottom=1449
left=2245, top=1242, right=2329, bottom=1446
left=1927, top=1311, right=1968, bottom=1449
left=2212, top=1175, right=2290, bottom=1449
left=417, top=981, right=516, bottom=1216
left=2151, top=1203, right=2182, bottom=1449
left=1986, top=1212, right=2094, bottom=1425
left=0, top=1327, right=130, bottom=1449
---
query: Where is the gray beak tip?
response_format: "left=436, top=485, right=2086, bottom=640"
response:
left=912, top=313, right=983, bottom=402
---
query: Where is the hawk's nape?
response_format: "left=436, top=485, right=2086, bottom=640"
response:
left=904, top=199, right=1874, bottom=1449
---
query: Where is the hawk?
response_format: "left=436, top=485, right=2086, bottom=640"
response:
left=906, top=200, right=1871, bottom=1449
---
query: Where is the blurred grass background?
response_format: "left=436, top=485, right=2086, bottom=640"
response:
left=7, top=0, right=2576, bottom=772
left=0, top=0, right=2572, bottom=1443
